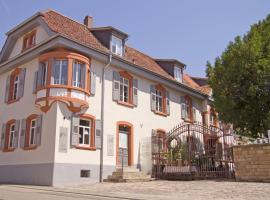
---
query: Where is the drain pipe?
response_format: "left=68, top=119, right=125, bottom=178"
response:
left=99, top=53, right=112, bottom=182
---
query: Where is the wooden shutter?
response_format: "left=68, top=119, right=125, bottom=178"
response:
left=20, top=119, right=26, bottom=148
left=112, top=71, right=120, bottom=101
left=166, top=90, right=170, bottom=115
left=4, top=75, right=10, bottom=103
left=133, top=79, right=138, bottom=106
left=71, top=116, right=80, bottom=146
left=33, top=71, right=38, bottom=92
left=151, top=129, right=158, bottom=154
left=90, top=71, right=96, bottom=95
left=95, top=119, right=102, bottom=149
left=13, top=120, right=20, bottom=148
left=0, top=124, right=6, bottom=149
left=180, top=96, right=186, bottom=119
left=150, top=85, right=156, bottom=111
left=18, top=68, right=26, bottom=98
left=35, top=115, right=43, bottom=145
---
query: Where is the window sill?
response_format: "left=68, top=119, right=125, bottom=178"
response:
left=23, top=145, right=38, bottom=151
left=7, top=98, right=21, bottom=104
left=2, top=148, right=15, bottom=152
left=154, top=111, right=168, bottom=117
left=75, top=146, right=96, bottom=151
left=35, top=85, right=90, bottom=95
left=117, top=101, right=134, bottom=108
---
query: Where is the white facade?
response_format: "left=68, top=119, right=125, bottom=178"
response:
left=0, top=10, right=214, bottom=186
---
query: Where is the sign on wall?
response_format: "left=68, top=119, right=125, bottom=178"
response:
left=107, top=135, right=114, bottom=156
left=59, top=127, right=68, bottom=153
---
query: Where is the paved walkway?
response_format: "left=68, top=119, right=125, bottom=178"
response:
left=1, top=180, right=270, bottom=200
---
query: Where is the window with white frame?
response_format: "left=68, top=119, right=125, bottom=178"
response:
left=111, top=35, right=123, bottom=56
left=174, top=66, right=182, bottom=82
left=53, top=59, right=68, bottom=85
left=119, top=77, right=129, bottom=102
left=181, top=97, right=191, bottom=120
left=12, top=75, right=19, bottom=100
left=79, top=119, right=91, bottom=145
left=9, top=123, right=15, bottom=148
left=30, top=119, right=36, bottom=145
left=72, top=61, right=85, bottom=88
left=155, top=89, right=163, bottom=112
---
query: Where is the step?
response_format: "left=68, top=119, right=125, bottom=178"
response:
left=116, top=166, right=140, bottom=172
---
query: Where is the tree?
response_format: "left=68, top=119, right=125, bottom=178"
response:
left=206, top=15, right=270, bottom=138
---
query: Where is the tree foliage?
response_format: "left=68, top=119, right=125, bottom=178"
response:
left=207, top=15, right=270, bottom=138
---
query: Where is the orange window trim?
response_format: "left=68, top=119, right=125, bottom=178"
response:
left=155, top=84, right=167, bottom=116
left=24, top=114, right=38, bottom=149
left=116, top=121, right=134, bottom=166
left=7, top=68, right=22, bottom=104
left=118, top=71, right=134, bottom=105
left=75, top=114, right=96, bottom=150
left=156, top=128, right=167, bottom=150
left=22, top=30, right=36, bottom=52
left=3, top=119, right=16, bottom=152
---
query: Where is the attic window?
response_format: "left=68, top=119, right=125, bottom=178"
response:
left=22, top=30, right=36, bottom=51
left=174, top=66, right=182, bottom=82
left=111, top=35, right=123, bottom=56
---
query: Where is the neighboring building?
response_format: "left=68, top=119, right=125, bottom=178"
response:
left=0, top=10, right=216, bottom=186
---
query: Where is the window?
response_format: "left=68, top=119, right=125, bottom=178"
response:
left=210, top=109, right=217, bottom=126
left=53, top=59, right=68, bottom=85
left=22, top=30, right=36, bottom=51
left=39, top=62, right=48, bottom=86
left=72, top=61, right=85, bottom=88
left=155, top=89, right=163, bottom=112
left=174, top=66, right=182, bottom=82
left=12, top=75, right=19, bottom=100
left=9, top=123, right=15, bottom=148
left=79, top=119, right=91, bottom=146
left=181, top=96, right=192, bottom=121
left=120, top=77, right=129, bottom=102
left=111, top=35, right=123, bottom=56
left=29, top=119, right=36, bottom=145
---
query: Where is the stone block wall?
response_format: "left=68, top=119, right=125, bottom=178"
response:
left=233, top=144, right=270, bottom=182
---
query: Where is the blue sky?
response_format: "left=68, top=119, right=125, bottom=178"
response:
left=0, top=0, right=269, bottom=77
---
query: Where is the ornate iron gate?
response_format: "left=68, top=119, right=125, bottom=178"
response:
left=152, top=123, right=236, bottom=180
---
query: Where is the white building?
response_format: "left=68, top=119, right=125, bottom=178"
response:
left=0, top=10, right=216, bottom=186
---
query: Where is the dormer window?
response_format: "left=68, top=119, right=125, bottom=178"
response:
left=111, top=35, right=123, bottom=56
left=174, top=66, right=182, bottom=82
left=22, top=30, right=36, bottom=51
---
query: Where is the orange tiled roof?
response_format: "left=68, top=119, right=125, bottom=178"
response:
left=41, top=10, right=209, bottom=95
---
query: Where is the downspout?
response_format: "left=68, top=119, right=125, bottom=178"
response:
left=99, top=53, right=112, bottom=182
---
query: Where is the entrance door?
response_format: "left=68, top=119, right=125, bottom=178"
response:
left=117, top=126, right=129, bottom=166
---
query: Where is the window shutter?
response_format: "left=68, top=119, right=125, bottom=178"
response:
left=35, top=115, right=43, bottom=145
left=113, top=71, right=120, bottom=101
left=150, top=85, right=156, bottom=111
left=4, top=75, right=10, bottom=103
left=14, top=120, right=20, bottom=148
left=20, top=119, right=26, bottom=148
left=1, top=124, right=6, bottom=149
left=180, top=96, right=186, bottom=119
left=71, top=116, right=80, bottom=146
left=151, top=129, right=158, bottom=154
left=90, top=71, right=96, bottom=95
left=33, top=71, right=38, bottom=92
left=18, top=68, right=26, bottom=98
left=133, top=79, right=138, bottom=106
left=166, top=90, right=170, bottom=115
left=95, top=119, right=102, bottom=149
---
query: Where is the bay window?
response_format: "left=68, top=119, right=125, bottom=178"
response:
left=72, top=61, right=85, bottom=88
left=53, top=59, right=68, bottom=85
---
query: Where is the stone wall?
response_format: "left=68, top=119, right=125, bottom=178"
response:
left=233, top=144, right=270, bottom=182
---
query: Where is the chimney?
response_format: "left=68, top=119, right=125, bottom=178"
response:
left=84, top=15, right=93, bottom=28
